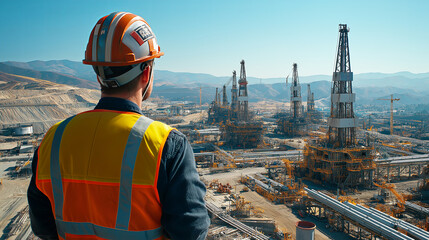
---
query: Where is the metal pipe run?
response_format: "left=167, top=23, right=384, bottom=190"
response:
left=206, top=202, right=270, bottom=240
left=305, top=187, right=413, bottom=240
left=405, top=201, right=429, bottom=216
left=246, top=175, right=274, bottom=192
left=255, top=173, right=289, bottom=191
left=344, top=202, right=429, bottom=240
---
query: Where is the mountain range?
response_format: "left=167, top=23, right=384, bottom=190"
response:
left=1, top=60, right=428, bottom=106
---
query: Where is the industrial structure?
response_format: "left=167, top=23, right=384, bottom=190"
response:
left=3, top=21, right=429, bottom=240
left=208, top=60, right=264, bottom=148
left=305, top=84, right=322, bottom=123
left=304, top=188, right=429, bottom=240
left=378, top=94, right=400, bottom=135
left=207, top=86, right=229, bottom=124
left=302, top=24, right=376, bottom=188
left=276, top=63, right=307, bottom=136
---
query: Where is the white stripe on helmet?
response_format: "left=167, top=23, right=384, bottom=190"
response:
left=105, top=12, right=128, bottom=62
left=92, top=24, right=101, bottom=61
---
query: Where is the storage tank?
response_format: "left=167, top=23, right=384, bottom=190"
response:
left=296, top=221, right=315, bottom=240
left=13, top=125, right=33, bottom=136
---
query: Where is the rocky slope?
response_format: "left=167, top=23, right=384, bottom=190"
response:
left=0, top=73, right=99, bottom=133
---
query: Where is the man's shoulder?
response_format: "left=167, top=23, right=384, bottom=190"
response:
left=167, top=129, right=187, bottom=141
left=162, top=129, right=190, bottom=159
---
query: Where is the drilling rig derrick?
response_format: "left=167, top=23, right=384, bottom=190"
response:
left=301, top=24, right=375, bottom=189
left=328, top=24, right=357, bottom=148
left=276, top=63, right=306, bottom=137
left=230, top=70, right=239, bottom=120
left=220, top=60, right=264, bottom=149
left=290, top=63, right=302, bottom=119
left=238, top=60, right=249, bottom=122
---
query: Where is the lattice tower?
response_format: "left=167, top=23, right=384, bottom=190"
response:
left=328, top=24, right=357, bottom=148
left=238, top=60, right=249, bottom=122
left=290, top=63, right=302, bottom=118
left=231, top=70, right=238, bottom=112
left=307, top=84, right=315, bottom=112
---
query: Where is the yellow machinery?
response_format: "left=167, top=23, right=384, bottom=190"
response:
left=304, top=144, right=376, bottom=187
left=208, top=179, right=232, bottom=194
left=378, top=94, right=400, bottom=135
left=282, top=159, right=295, bottom=190
left=15, top=159, right=31, bottom=173
left=209, top=150, right=237, bottom=172
left=374, top=182, right=405, bottom=216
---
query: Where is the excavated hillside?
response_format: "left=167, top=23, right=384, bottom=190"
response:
left=0, top=73, right=100, bottom=133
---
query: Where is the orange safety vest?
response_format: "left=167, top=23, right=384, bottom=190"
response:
left=35, top=109, right=173, bottom=239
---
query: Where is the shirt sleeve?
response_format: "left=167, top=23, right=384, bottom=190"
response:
left=157, top=130, right=210, bottom=240
left=27, top=148, right=59, bottom=240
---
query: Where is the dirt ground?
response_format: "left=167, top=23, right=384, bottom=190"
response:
left=0, top=177, right=30, bottom=235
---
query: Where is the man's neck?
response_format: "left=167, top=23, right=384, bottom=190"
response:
left=101, top=91, right=142, bottom=109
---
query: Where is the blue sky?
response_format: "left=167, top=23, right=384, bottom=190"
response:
left=1, top=0, right=428, bottom=78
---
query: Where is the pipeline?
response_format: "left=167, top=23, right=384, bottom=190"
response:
left=206, top=202, right=270, bottom=240
left=246, top=175, right=274, bottom=193
left=343, top=202, right=429, bottom=240
left=405, top=201, right=429, bottom=217
left=305, top=187, right=413, bottom=240
left=255, top=173, right=289, bottom=191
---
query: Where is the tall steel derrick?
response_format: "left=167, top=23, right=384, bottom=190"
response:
left=222, top=84, right=228, bottom=107
left=230, top=70, right=238, bottom=119
left=290, top=63, right=302, bottom=119
left=307, top=84, right=315, bottom=112
left=238, top=60, right=249, bottom=122
left=328, top=24, right=357, bottom=148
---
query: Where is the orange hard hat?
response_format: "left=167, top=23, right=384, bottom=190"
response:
left=83, top=12, right=163, bottom=67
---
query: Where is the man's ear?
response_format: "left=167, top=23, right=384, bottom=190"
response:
left=140, top=64, right=151, bottom=84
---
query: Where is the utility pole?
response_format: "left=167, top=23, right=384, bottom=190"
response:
left=200, top=87, right=202, bottom=107
left=378, top=94, right=400, bottom=135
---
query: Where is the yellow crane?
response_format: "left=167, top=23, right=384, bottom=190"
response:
left=199, top=86, right=212, bottom=107
left=374, top=182, right=405, bottom=210
left=378, top=94, right=400, bottom=135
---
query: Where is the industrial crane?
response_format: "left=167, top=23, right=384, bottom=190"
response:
left=378, top=94, right=400, bottom=135
left=374, top=182, right=405, bottom=211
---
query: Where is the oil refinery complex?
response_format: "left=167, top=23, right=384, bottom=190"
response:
left=1, top=24, right=429, bottom=240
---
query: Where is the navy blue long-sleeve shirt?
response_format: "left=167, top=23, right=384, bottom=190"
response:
left=27, top=97, right=210, bottom=240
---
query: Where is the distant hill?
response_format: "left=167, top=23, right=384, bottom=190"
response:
left=0, top=63, right=98, bottom=89
left=0, top=72, right=61, bottom=90
left=3, top=60, right=97, bottom=82
left=3, top=60, right=428, bottom=91
left=1, top=60, right=428, bottom=106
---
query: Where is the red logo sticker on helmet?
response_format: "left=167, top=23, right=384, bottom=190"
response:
left=130, top=24, right=154, bottom=46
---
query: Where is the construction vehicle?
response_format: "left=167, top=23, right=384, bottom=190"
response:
left=373, top=182, right=405, bottom=216
left=15, top=159, right=31, bottom=173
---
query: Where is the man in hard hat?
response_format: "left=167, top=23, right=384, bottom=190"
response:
left=27, top=12, right=210, bottom=240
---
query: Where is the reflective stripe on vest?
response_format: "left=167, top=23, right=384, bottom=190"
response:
left=50, top=115, right=161, bottom=239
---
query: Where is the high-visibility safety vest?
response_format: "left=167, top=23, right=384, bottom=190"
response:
left=35, top=110, right=173, bottom=240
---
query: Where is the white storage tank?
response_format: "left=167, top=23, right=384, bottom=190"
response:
left=296, top=221, right=315, bottom=240
left=13, top=125, right=33, bottom=136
